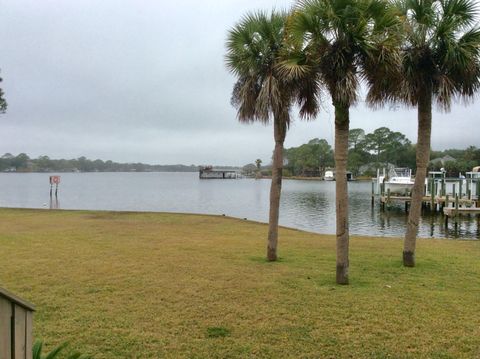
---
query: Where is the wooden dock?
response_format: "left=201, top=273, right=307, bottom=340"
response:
left=371, top=171, right=480, bottom=230
left=378, top=195, right=478, bottom=210
left=444, top=207, right=480, bottom=226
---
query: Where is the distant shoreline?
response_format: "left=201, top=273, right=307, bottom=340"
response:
left=0, top=172, right=373, bottom=181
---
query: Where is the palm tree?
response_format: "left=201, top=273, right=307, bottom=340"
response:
left=255, top=158, right=262, bottom=179
left=398, top=0, right=480, bottom=267
left=226, top=11, right=318, bottom=261
left=283, top=0, right=402, bottom=283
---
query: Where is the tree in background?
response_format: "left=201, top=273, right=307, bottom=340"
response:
left=348, top=129, right=365, bottom=150
left=226, top=11, right=318, bottom=261
left=399, top=0, right=480, bottom=267
left=284, top=138, right=334, bottom=176
left=363, top=127, right=411, bottom=166
left=285, top=0, right=402, bottom=283
left=0, top=72, right=7, bottom=113
left=348, top=129, right=369, bottom=175
left=255, top=158, right=263, bottom=179
left=11, top=153, right=30, bottom=170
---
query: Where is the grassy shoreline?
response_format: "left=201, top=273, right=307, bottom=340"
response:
left=0, top=208, right=479, bottom=358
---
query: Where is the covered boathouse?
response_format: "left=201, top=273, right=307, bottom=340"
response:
left=199, top=166, right=239, bottom=179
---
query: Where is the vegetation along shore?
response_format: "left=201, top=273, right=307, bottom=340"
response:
left=1, top=128, right=479, bottom=177
left=0, top=208, right=478, bottom=358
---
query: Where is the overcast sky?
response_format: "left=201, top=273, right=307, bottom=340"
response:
left=0, top=0, right=478, bottom=166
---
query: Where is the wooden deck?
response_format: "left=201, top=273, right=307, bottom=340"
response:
left=444, top=207, right=480, bottom=217
left=379, top=195, right=478, bottom=209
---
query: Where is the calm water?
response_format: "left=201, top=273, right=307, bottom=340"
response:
left=0, top=172, right=478, bottom=239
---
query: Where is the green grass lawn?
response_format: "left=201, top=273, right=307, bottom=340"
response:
left=0, top=208, right=479, bottom=358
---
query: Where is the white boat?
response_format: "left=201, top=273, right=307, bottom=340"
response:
left=382, top=168, right=414, bottom=195
left=324, top=170, right=335, bottom=181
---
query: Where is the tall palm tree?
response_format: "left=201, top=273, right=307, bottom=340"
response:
left=398, top=0, right=480, bottom=267
left=283, top=0, right=402, bottom=283
left=226, top=11, right=318, bottom=261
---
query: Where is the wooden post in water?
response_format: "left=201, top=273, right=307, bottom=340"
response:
left=49, top=176, right=61, bottom=198
left=452, top=183, right=456, bottom=198
left=386, top=188, right=391, bottom=210
left=445, top=194, right=449, bottom=209
left=459, top=180, right=463, bottom=199
left=430, top=179, right=435, bottom=212
left=380, top=182, right=385, bottom=211
left=441, top=179, right=445, bottom=196
left=455, top=194, right=459, bottom=225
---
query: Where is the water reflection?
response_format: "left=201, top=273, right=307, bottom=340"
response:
left=49, top=196, right=59, bottom=210
left=0, top=173, right=477, bottom=240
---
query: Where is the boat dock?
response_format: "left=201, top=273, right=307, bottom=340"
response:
left=199, top=166, right=240, bottom=179
left=444, top=207, right=480, bottom=225
left=371, top=170, right=480, bottom=228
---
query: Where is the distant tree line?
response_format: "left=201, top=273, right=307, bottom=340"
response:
left=0, top=153, right=201, bottom=173
left=430, top=147, right=480, bottom=176
left=249, top=127, right=480, bottom=178
left=284, top=138, right=334, bottom=177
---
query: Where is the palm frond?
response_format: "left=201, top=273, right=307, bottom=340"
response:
left=398, top=0, right=480, bottom=108
left=226, top=9, right=310, bottom=127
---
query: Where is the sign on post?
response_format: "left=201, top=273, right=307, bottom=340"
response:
left=49, top=176, right=61, bottom=197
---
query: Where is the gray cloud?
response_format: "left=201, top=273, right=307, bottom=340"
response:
left=1, top=0, right=478, bottom=166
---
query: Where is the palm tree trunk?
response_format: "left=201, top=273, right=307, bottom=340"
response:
left=267, top=117, right=286, bottom=261
left=403, top=92, right=432, bottom=267
left=334, top=103, right=350, bottom=284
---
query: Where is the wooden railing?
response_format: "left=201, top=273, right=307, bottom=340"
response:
left=0, top=287, right=35, bottom=359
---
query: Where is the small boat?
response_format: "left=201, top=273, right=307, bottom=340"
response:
left=324, top=170, right=335, bottom=181
left=383, top=168, right=414, bottom=195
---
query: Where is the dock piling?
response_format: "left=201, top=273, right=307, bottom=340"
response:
left=455, top=194, right=459, bottom=225
left=371, top=182, right=374, bottom=207
left=430, top=180, right=435, bottom=212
